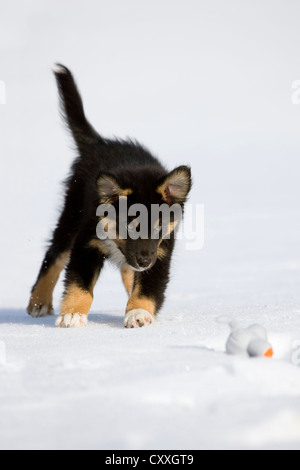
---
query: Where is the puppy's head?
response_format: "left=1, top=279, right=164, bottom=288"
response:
left=97, top=166, right=192, bottom=271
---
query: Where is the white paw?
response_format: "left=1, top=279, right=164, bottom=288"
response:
left=55, top=313, right=88, bottom=328
left=124, top=309, right=154, bottom=328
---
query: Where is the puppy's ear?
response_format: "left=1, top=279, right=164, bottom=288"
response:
left=157, top=166, right=192, bottom=205
left=97, top=174, right=132, bottom=204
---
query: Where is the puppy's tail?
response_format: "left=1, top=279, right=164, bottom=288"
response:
left=52, top=64, right=104, bottom=149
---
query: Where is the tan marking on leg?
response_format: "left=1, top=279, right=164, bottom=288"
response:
left=57, top=269, right=99, bottom=328
left=27, top=251, right=70, bottom=316
left=121, top=265, right=135, bottom=297
left=60, top=284, right=93, bottom=316
left=126, top=295, right=156, bottom=316
left=124, top=276, right=155, bottom=327
left=126, top=277, right=156, bottom=316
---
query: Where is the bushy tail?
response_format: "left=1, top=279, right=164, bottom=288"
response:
left=52, top=64, right=104, bottom=149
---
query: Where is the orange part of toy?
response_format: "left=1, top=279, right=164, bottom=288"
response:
left=264, top=347, right=274, bottom=358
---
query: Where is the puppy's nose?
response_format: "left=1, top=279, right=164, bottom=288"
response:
left=137, top=257, right=152, bottom=268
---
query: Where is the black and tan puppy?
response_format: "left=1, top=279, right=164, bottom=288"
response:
left=27, top=65, right=192, bottom=328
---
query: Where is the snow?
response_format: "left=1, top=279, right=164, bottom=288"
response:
left=1, top=0, right=300, bottom=450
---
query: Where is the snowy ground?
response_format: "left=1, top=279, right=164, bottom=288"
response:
left=1, top=0, right=300, bottom=450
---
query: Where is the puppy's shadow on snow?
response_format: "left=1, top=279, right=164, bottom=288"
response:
left=88, top=313, right=124, bottom=329
left=0, top=309, right=54, bottom=326
left=0, top=309, right=124, bottom=329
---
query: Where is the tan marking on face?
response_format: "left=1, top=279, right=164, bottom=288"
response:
left=153, top=218, right=161, bottom=230
left=121, top=189, right=133, bottom=197
left=121, top=264, right=135, bottom=297
left=100, top=188, right=133, bottom=202
left=27, top=251, right=70, bottom=312
left=162, top=220, right=179, bottom=239
left=98, top=180, right=133, bottom=204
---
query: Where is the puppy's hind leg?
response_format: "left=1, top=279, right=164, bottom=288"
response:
left=27, top=192, right=81, bottom=317
left=27, top=248, right=70, bottom=318
left=28, top=147, right=92, bottom=317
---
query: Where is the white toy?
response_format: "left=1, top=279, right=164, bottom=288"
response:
left=218, top=318, right=274, bottom=358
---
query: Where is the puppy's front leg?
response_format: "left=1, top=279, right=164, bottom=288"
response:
left=124, top=257, right=171, bottom=328
left=56, top=241, right=105, bottom=328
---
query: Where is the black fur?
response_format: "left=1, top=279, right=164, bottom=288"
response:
left=27, top=64, right=192, bottom=327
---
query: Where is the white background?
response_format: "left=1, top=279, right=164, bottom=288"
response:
left=0, top=0, right=300, bottom=450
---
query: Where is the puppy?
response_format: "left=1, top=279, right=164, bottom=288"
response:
left=27, top=65, right=192, bottom=328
